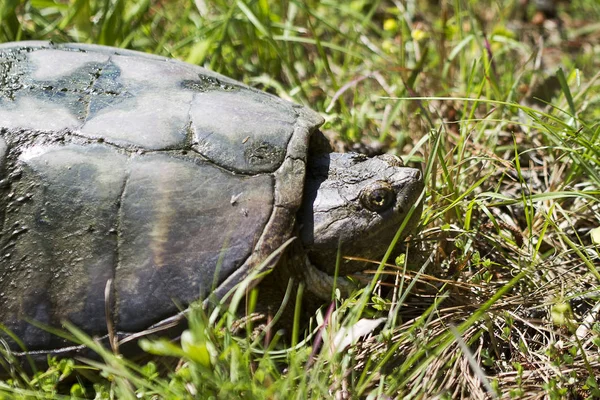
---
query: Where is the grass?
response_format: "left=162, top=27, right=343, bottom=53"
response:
left=1, top=0, right=600, bottom=398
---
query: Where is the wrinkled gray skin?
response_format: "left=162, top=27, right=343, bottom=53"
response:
left=0, top=42, right=423, bottom=358
left=301, top=153, right=422, bottom=275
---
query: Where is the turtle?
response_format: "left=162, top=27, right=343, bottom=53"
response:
left=0, top=41, right=424, bottom=359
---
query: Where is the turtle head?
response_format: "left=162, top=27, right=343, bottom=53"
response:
left=299, top=152, right=424, bottom=276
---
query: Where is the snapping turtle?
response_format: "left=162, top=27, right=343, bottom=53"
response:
left=0, top=41, right=423, bottom=357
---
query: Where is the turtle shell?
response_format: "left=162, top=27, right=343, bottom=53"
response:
left=0, top=41, right=323, bottom=352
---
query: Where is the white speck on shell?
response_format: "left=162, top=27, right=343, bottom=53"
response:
left=230, top=192, right=243, bottom=205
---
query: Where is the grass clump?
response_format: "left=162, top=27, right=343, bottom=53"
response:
left=2, top=0, right=600, bottom=398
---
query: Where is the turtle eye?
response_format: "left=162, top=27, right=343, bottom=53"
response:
left=360, top=181, right=395, bottom=212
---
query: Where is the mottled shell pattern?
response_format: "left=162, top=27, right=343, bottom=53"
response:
left=0, top=42, right=323, bottom=352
